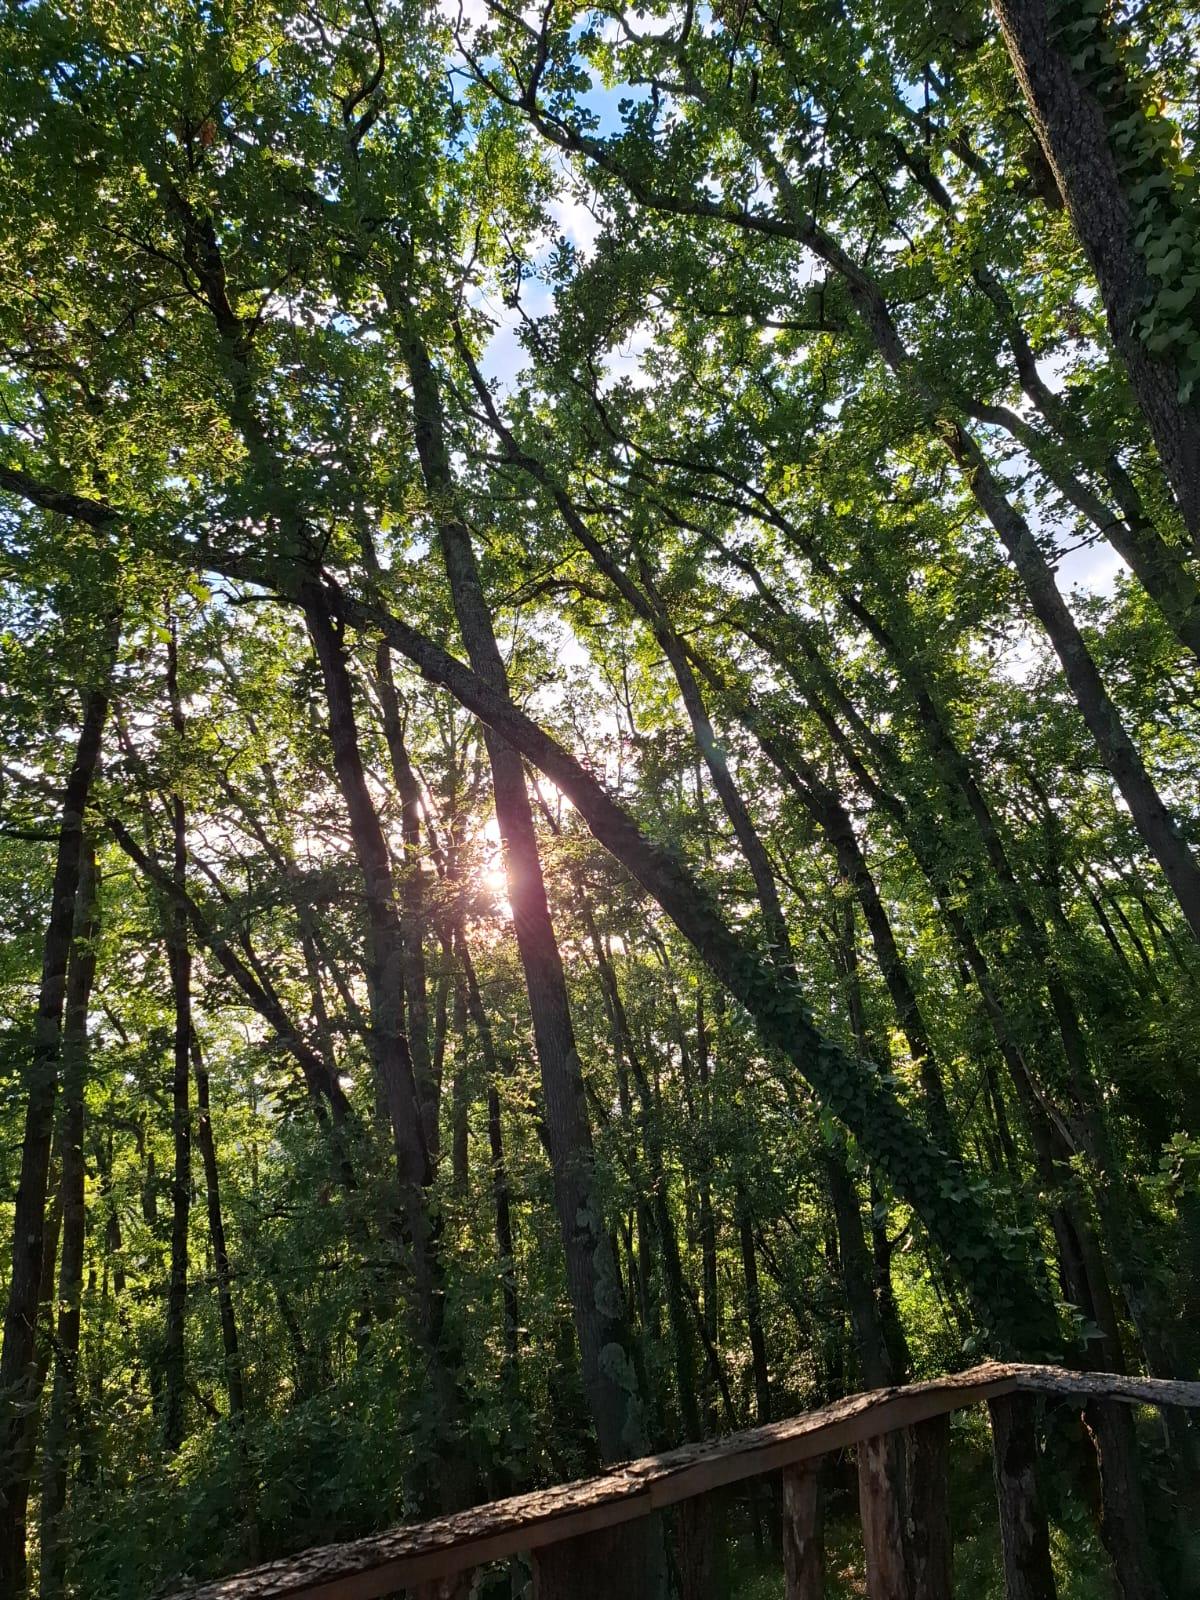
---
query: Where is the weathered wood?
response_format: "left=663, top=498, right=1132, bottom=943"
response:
left=531, top=1518, right=667, bottom=1599
left=1082, top=1400, right=1165, bottom=1600
left=170, top=1365, right=1200, bottom=1600
left=858, top=1432, right=908, bottom=1600
left=673, top=1491, right=717, bottom=1600
left=781, top=1457, right=825, bottom=1600
left=989, top=1394, right=1057, bottom=1600
left=407, top=1577, right=472, bottom=1600
left=907, top=1414, right=953, bottom=1600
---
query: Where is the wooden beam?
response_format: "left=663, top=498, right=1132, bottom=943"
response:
left=168, top=1365, right=1200, bottom=1600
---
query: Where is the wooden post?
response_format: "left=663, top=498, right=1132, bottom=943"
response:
left=907, top=1413, right=953, bottom=1600
left=531, top=1518, right=668, bottom=1600
left=989, top=1395, right=1057, bottom=1600
left=858, top=1431, right=908, bottom=1600
left=782, top=1456, right=825, bottom=1600
left=408, top=1577, right=473, bottom=1599
left=1082, top=1399, right=1165, bottom=1600
left=674, top=1491, right=718, bottom=1600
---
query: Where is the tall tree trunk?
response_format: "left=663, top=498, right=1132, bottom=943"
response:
left=371, top=633, right=438, bottom=1155
left=736, top=1191, right=771, bottom=1428
left=38, top=839, right=99, bottom=1600
left=586, top=905, right=701, bottom=1443
left=695, top=995, right=719, bottom=1360
left=990, top=0, right=1200, bottom=546
left=191, top=1032, right=258, bottom=1560
left=398, top=317, right=650, bottom=1469
left=302, top=585, right=468, bottom=1509
left=163, top=644, right=192, bottom=1454
left=190, top=1036, right=247, bottom=1427
left=456, top=934, right=521, bottom=1393
left=0, top=635, right=114, bottom=1597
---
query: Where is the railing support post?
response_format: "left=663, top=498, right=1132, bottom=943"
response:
left=531, top=1517, right=668, bottom=1600
left=858, top=1431, right=908, bottom=1600
left=408, top=1578, right=472, bottom=1600
left=907, top=1414, right=953, bottom=1600
left=674, top=1491, right=718, bottom=1600
left=1083, top=1398, right=1166, bottom=1600
left=781, top=1455, right=825, bottom=1600
left=989, top=1394, right=1057, bottom=1600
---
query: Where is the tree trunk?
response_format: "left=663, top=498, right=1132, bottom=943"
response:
left=737, top=1192, right=772, bottom=1427
left=457, top=933, right=521, bottom=1392
left=398, top=317, right=651, bottom=1469
left=302, top=585, right=468, bottom=1510
left=372, top=635, right=439, bottom=1155
left=990, top=0, right=1200, bottom=546
left=38, top=838, right=99, bottom=1600
left=907, top=1414, right=953, bottom=1600
left=0, top=641, right=114, bottom=1597
left=191, top=1036, right=249, bottom=1425
left=162, top=800, right=192, bottom=1452
left=858, top=1431, right=910, bottom=1600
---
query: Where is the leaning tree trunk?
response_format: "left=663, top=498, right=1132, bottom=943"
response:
left=335, top=575, right=1062, bottom=1354
left=990, top=0, right=1200, bottom=546
left=0, top=635, right=115, bottom=1597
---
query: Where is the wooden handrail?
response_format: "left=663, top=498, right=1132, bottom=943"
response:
left=170, top=1363, right=1200, bottom=1600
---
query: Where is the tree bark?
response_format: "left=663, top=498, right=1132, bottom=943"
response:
left=398, top=316, right=651, bottom=1470
left=858, top=1430, right=910, bottom=1600
left=990, top=1395, right=1058, bottom=1600
left=38, top=838, right=100, bottom=1600
left=457, top=933, right=521, bottom=1391
left=990, top=0, right=1200, bottom=546
left=907, top=1414, right=953, bottom=1600
left=0, top=636, right=114, bottom=1597
left=302, top=585, right=468, bottom=1509
left=191, top=1036, right=248, bottom=1428
left=163, top=620, right=192, bottom=1455
left=783, top=1457, right=826, bottom=1600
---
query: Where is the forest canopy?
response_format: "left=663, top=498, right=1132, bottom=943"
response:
left=1, top=0, right=1199, bottom=1596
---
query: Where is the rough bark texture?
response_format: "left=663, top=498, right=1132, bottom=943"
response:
left=673, top=1492, right=718, bottom=1600
left=906, top=1414, right=953, bottom=1600
left=531, top=1522, right=668, bottom=1600
left=782, top=1457, right=826, bottom=1600
left=990, top=0, right=1200, bottom=545
left=0, top=652, right=113, bottom=1597
left=1082, top=1400, right=1164, bottom=1600
left=38, top=839, right=99, bottom=1600
left=989, top=1395, right=1058, bottom=1600
left=858, top=1431, right=910, bottom=1600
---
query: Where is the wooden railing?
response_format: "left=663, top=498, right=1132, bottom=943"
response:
left=172, top=1362, right=1200, bottom=1600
